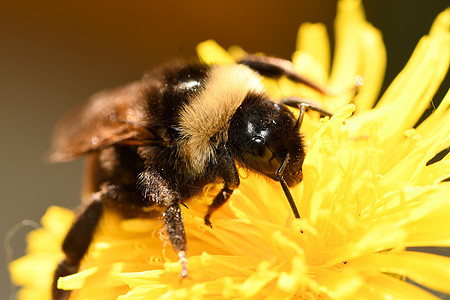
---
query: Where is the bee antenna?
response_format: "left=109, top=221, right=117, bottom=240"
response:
left=281, top=99, right=331, bottom=130
left=295, top=103, right=307, bottom=130
left=276, top=153, right=301, bottom=219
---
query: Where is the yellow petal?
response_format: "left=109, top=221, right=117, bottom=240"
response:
left=328, top=0, right=366, bottom=111
left=295, top=22, right=330, bottom=83
left=357, top=273, right=439, bottom=300
left=57, top=267, right=98, bottom=290
left=350, top=251, right=450, bottom=294
left=195, top=40, right=235, bottom=64
left=313, top=267, right=363, bottom=299
left=429, top=8, right=450, bottom=41
left=9, top=254, right=57, bottom=287
left=352, top=23, right=386, bottom=112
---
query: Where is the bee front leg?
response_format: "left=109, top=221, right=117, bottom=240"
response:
left=204, top=148, right=240, bottom=227
left=204, top=186, right=235, bottom=228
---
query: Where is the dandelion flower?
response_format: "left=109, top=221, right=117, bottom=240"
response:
left=10, top=1, right=450, bottom=299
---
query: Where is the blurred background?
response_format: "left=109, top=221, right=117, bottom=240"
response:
left=1, top=0, right=449, bottom=298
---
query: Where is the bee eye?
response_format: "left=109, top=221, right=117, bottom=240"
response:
left=251, top=137, right=280, bottom=174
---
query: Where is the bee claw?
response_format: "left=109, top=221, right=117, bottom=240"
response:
left=204, top=215, right=213, bottom=228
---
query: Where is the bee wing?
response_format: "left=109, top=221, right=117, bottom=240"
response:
left=49, top=80, right=162, bottom=162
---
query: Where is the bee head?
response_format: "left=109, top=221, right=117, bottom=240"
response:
left=228, top=93, right=305, bottom=187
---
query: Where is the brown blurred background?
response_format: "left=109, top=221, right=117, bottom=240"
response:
left=1, top=0, right=449, bottom=298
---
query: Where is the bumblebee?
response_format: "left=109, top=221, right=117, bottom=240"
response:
left=50, top=54, right=331, bottom=300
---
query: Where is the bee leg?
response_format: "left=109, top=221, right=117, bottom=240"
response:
left=204, top=186, right=234, bottom=228
left=204, top=149, right=240, bottom=227
left=52, top=190, right=105, bottom=300
left=238, top=54, right=329, bottom=94
left=139, top=167, right=188, bottom=277
left=281, top=97, right=332, bottom=118
left=163, top=204, right=188, bottom=278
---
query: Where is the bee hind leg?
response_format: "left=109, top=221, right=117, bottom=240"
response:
left=52, top=189, right=105, bottom=300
